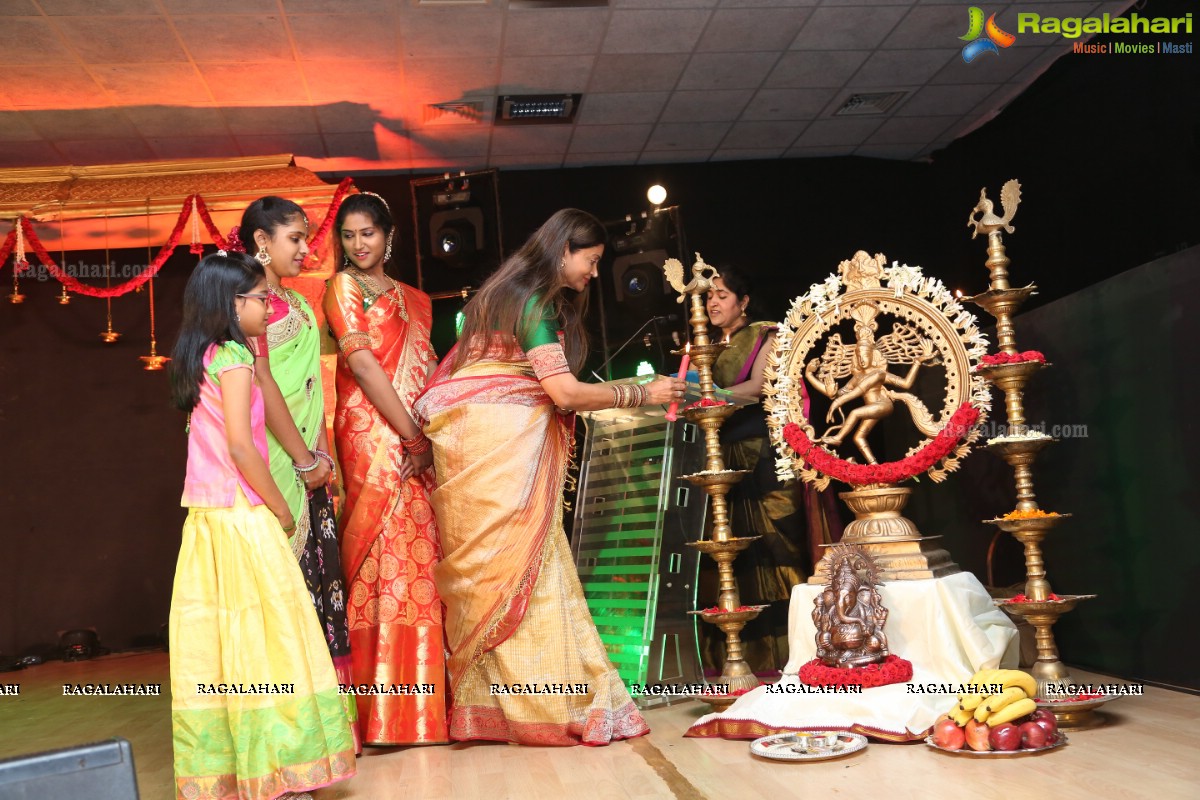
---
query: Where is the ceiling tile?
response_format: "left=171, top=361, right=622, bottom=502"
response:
left=400, top=9, right=503, bottom=58
left=314, top=101, right=389, bottom=135
left=0, top=1, right=38, bottom=13
left=577, top=93, right=669, bottom=125
left=786, top=143, right=856, bottom=158
left=791, top=5, right=909, bottom=50
left=199, top=63, right=310, bottom=104
left=1008, top=46, right=1068, bottom=86
left=764, top=51, right=868, bottom=88
left=39, top=0, right=158, bottom=14
left=56, top=138, right=155, bottom=165
left=487, top=154, right=564, bottom=169
left=718, top=0, right=818, bottom=7
left=0, top=112, right=43, bottom=143
left=285, top=0, right=395, bottom=11
left=741, top=88, right=835, bottom=121
left=660, top=90, right=752, bottom=123
left=569, top=124, right=653, bottom=153
left=697, top=8, right=811, bottom=52
left=611, top=0, right=718, bottom=8
left=563, top=152, right=645, bottom=167
left=25, top=108, right=139, bottom=140
left=54, top=17, right=188, bottom=63
left=851, top=49, right=958, bottom=87
left=235, top=133, right=326, bottom=158
left=0, top=140, right=65, bottom=165
left=409, top=128, right=491, bottom=158
left=0, top=19, right=74, bottom=65
left=645, top=121, right=731, bottom=150
left=601, top=10, right=713, bottom=55
left=402, top=57, right=499, bottom=102
left=303, top=62, right=405, bottom=104
left=929, top=45, right=1040, bottom=85
left=881, top=5, right=967, bottom=50
left=721, top=119, right=806, bottom=148
left=162, top=0, right=280, bottom=12
left=854, top=142, right=925, bottom=160
left=818, top=0, right=913, bottom=5
left=224, top=105, right=318, bottom=136
left=503, top=9, right=608, bottom=56
left=498, top=56, right=595, bottom=93
left=489, top=125, right=573, bottom=156
left=588, top=54, right=690, bottom=92
left=322, top=132, right=383, bottom=161
left=893, top=83, right=998, bottom=117
left=148, top=135, right=241, bottom=160
left=639, top=149, right=716, bottom=164
left=792, top=117, right=882, bottom=147
left=289, top=14, right=399, bottom=62
left=408, top=156, right=487, bottom=171
left=125, top=106, right=230, bottom=138
left=866, top=114, right=958, bottom=144
left=1, top=66, right=104, bottom=107
left=709, top=147, right=786, bottom=160
left=92, top=64, right=213, bottom=104
left=677, top=52, right=780, bottom=90
left=173, top=16, right=294, bottom=62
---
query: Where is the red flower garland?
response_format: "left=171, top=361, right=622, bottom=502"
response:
left=699, top=605, right=756, bottom=614
left=978, top=350, right=1046, bottom=367
left=798, top=655, right=913, bottom=688
left=304, top=177, right=354, bottom=269
left=0, top=228, right=15, bottom=272
left=782, top=403, right=979, bottom=486
left=686, top=397, right=729, bottom=410
left=194, top=195, right=229, bottom=252
left=1005, top=593, right=1061, bottom=603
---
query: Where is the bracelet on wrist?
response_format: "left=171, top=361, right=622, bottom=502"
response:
left=312, top=448, right=337, bottom=477
left=293, top=452, right=321, bottom=474
left=401, top=431, right=431, bottom=456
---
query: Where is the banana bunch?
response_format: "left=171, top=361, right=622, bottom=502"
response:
left=948, top=668, right=1038, bottom=727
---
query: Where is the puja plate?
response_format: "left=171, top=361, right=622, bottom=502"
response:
left=924, top=733, right=1068, bottom=756
left=750, top=731, right=867, bottom=762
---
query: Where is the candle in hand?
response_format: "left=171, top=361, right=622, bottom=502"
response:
left=666, top=345, right=690, bottom=421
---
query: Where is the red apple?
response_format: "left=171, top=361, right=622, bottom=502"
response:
left=932, top=719, right=965, bottom=750
left=1019, top=721, right=1048, bottom=749
left=989, top=722, right=1022, bottom=751
left=964, top=719, right=992, bottom=752
left=1030, top=708, right=1059, bottom=742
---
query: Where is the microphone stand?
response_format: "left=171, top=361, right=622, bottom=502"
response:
left=590, top=316, right=671, bottom=383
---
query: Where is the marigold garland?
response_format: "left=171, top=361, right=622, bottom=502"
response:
left=798, top=655, right=913, bottom=688
left=1001, top=509, right=1059, bottom=520
left=304, top=177, right=354, bottom=268
left=978, top=350, right=1046, bottom=367
left=782, top=404, right=980, bottom=486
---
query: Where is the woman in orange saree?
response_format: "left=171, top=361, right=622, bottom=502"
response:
left=414, top=209, right=684, bottom=746
left=323, top=193, right=447, bottom=745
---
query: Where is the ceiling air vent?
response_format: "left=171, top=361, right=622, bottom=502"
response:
left=424, top=101, right=485, bottom=125
left=834, top=92, right=908, bottom=116
left=495, top=94, right=581, bottom=125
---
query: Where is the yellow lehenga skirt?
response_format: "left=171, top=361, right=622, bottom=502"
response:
left=418, top=356, right=648, bottom=746
left=169, top=488, right=356, bottom=800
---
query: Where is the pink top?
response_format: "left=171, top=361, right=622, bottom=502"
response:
left=181, top=341, right=270, bottom=508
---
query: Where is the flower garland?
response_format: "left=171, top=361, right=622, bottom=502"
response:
left=978, top=350, right=1046, bottom=367
left=782, top=404, right=980, bottom=486
left=1005, top=593, right=1061, bottom=603
left=686, top=397, right=728, bottom=410
left=798, top=655, right=913, bottom=688
left=3, top=179, right=356, bottom=297
left=764, top=261, right=992, bottom=487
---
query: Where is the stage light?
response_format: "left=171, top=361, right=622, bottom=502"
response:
left=636, top=360, right=656, bottom=377
left=647, top=184, right=667, bottom=206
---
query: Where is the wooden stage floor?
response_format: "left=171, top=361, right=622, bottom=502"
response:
left=1, top=652, right=1196, bottom=800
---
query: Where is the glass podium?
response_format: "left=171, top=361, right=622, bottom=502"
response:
left=570, top=380, right=734, bottom=706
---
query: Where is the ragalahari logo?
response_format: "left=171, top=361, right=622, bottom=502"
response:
left=960, top=7, right=1017, bottom=63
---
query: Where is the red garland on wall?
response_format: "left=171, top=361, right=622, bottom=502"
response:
left=3, top=179, right=356, bottom=299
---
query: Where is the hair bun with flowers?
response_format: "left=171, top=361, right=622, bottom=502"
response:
left=226, top=225, right=246, bottom=253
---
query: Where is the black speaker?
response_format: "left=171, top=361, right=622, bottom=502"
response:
left=612, top=249, right=671, bottom=312
left=0, top=738, right=139, bottom=799
left=411, top=169, right=503, bottom=294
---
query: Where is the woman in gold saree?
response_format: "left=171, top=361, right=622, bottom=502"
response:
left=414, top=209, right=684, bottom=746
left=323, top=193, right=447, bottom=745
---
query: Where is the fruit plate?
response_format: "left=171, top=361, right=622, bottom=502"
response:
left=924, top=733, right=1068, bottom=757
left=750, top=731, right=868, bottom=762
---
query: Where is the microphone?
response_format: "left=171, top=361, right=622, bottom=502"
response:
left=591, top=314, right=679, bottom=381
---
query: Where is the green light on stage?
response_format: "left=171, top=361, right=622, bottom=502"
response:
left=635, top=360, right=655, bottom=377
left=455, top=310, right=465, bottom=337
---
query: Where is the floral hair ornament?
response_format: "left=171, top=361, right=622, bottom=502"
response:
left=217, top=249, right=228, bottom=257
left=226, top=225, right=247, bottom=253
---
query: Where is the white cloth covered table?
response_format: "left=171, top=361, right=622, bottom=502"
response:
left=685, top=571, right=1019, bottom=740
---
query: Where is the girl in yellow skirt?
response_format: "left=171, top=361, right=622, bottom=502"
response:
left=168, top=252, right=356, bottom=800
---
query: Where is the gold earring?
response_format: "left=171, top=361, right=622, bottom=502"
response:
left=384, top=231, right=394, bottom=262
left=255, top=246, right=271, bottom=268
